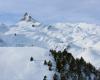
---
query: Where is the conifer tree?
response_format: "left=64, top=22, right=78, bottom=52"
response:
left=44, top=60, right=47, bottom=65
left=48, top=60, right=52, bottom=67
left=53, top=73, right=58, bottom=80
left=43, top=75, right=47, bottom=80
left=30, top=57, right=34, bottom=61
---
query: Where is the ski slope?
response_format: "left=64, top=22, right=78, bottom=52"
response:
left=0, top=47, right=55, bottom=80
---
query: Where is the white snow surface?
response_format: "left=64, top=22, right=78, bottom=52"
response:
left=0, top=14, right=100, bottom=68
left=0, top=47, right=55, bottom=80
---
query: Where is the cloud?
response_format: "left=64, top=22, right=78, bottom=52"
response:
left=0, top=0, right=100, bottom=24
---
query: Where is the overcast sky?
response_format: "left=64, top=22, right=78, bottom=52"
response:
left=0, top=0, right=100, bottom=24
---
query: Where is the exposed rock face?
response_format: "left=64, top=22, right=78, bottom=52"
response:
left=21, top=12, right=37, bottom=22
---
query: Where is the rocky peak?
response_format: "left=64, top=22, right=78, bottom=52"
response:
left=21, top=12, right=37, bottom=22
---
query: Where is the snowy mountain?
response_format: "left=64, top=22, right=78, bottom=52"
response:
left=0, top=13, right=100, bottom=67
left=0, top=47, right=56, bottom=80
left=0, top=13, right=100, bottom=80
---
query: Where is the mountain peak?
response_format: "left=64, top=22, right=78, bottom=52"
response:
left=24, top=12, right=28, bottom=17
left=21, top=12, right=37, bottom=22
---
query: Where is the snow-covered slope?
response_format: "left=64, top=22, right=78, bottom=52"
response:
left=0, top=13, right=100, bottom=80
left=0, top=13, right=100, bottom=68
left=0, top=47, right=55, bottom=80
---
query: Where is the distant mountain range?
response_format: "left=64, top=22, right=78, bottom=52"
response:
left=0, top=13, right=100, bottom=67
left=0, top=13, right=100, bottom=80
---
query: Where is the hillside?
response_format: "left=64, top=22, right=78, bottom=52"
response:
left=0, top=13, right=100, bottom=80
left=0, top=13, right=100, bottom=67
left=0, top=47, right=55, bottom=80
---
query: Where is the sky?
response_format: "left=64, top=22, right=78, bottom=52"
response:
left=0, top=0, right=100, bottom=25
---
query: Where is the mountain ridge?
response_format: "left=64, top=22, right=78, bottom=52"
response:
left=0, top=13, right=100, bottom=68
